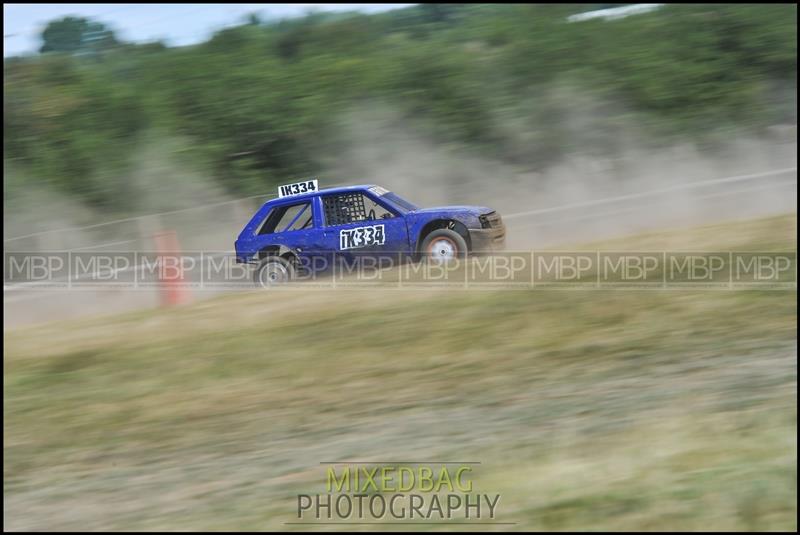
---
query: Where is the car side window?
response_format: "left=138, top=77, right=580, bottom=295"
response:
left=258, top=201, right=313, bottom=235
left=322, top=193, right=395, bottom=227
left=364, top=195, right=395, bottom=221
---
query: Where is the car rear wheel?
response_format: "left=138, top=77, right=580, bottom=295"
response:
left=253, top=256, right=295, bottom=288
left=421, top=229, right=468, bottom=262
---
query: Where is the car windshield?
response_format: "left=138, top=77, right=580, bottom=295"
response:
left=383, top=191, right=419, bottom=212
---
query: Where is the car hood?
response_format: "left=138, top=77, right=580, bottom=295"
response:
left=407, top=205, right=494, bottom=217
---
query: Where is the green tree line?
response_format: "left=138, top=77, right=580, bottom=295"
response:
left=3, top=4, right=796, bottom=213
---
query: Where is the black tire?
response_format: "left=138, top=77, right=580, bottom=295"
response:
left=253, top=256, right=295, bottom=288
left=420, top=228, right=468, bottom=262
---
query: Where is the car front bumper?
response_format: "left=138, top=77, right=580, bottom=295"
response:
left=469, top=225, right=506, bottom=253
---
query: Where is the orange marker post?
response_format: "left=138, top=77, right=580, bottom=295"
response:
left=152, top=230, right=191, bottom=306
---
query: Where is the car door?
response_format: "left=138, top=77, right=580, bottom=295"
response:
left=250, top=198, right=322, bottom=267
left=319, top=191, right=410, bottom=268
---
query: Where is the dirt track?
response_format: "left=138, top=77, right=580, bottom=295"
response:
left=4, top=161, right=797, bottom=329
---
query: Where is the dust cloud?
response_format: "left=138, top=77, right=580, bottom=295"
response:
left=5, top=99, right=796, bottom=253
left=324, top=100, right=797, bottom=248
left=4, top=133, right=244, bottom=252
left=4, top=95, right=797, bottom=327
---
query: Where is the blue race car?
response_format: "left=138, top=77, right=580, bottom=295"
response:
left=235, top=180, right=506, bottom=286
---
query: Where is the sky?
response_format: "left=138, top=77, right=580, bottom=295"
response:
left=3, top=3, right=415, bottom=57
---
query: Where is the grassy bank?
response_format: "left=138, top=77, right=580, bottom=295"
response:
left=4, top=214, right=797, bottom=530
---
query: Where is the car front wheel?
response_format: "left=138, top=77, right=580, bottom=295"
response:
left=421, top=228, right=468, bottom=262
